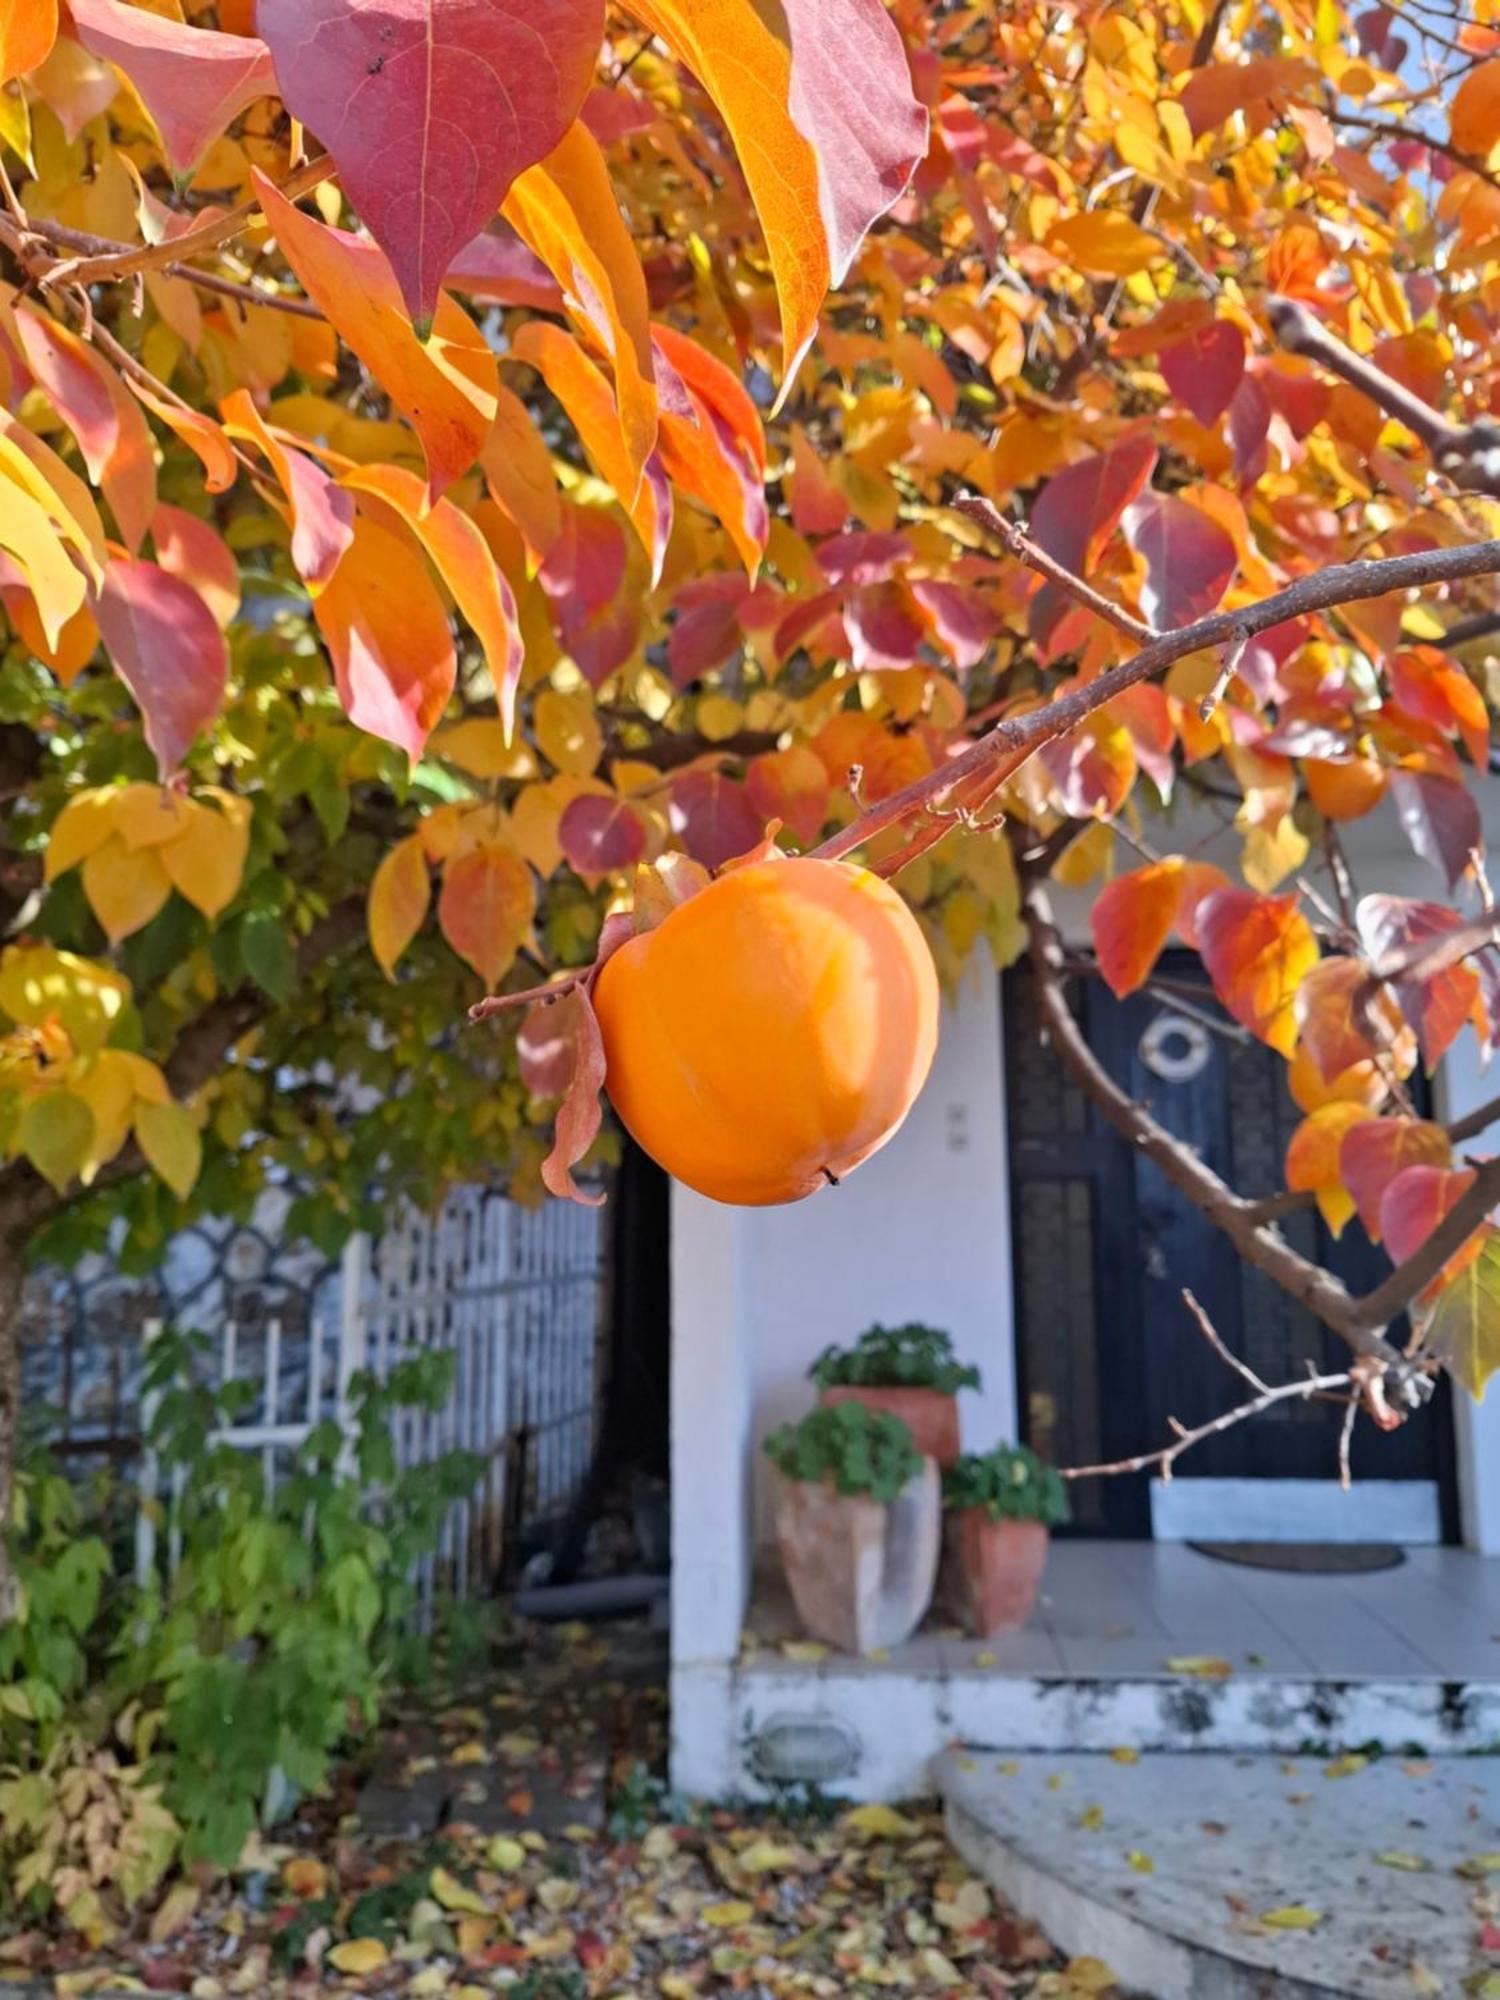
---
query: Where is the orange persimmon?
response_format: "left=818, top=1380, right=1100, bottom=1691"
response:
left=593, top=856, right=940, bottom=1205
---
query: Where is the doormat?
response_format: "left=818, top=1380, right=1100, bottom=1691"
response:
left=1189, top=1541, right=1406, bottom=1575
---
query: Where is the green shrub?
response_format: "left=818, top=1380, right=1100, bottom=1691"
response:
left=763, top=1401, right=924, bottom=1501
left=943, top=1445, right=1069, bottom=1527
left=808, top=1322, right=981, bottom=1395
left=1, top=1324, right=484, bottom=1909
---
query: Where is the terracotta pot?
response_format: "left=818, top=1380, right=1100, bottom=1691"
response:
left=817, top=1385, right=961, bottom=1468
left=775, top=1459, right=940, bottom=1653
left=948, top=1510, right=1049, bottom=1637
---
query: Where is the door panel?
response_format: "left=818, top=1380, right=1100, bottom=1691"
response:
left=1004, top=956, right=1455, bottom=1539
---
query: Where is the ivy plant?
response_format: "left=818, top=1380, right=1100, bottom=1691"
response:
left=809, top=1324, right=981, bottom=1396
left=763, top=1402, right=924, bottom=1502
left=943, top=1446, right=1070, bottom=1528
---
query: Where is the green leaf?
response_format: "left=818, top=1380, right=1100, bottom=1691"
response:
left=240, top=909, right=294, bottom=1003
left=18, top=1089, right=94, bottom=1192
left=134, top=1099, right=202, bottom=1200
left=1419, top=1228, right=1500, bottom=1399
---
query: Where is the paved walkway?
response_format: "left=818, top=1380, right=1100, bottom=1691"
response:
left=939, top=1746, right=1500, bottom=1999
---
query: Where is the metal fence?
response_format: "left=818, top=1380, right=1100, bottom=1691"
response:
left=29, top=1183, right=608, bottom=1597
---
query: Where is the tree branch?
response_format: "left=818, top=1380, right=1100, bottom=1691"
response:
left=953, top=494, right=1156, bottom=640
left=809, top=531, right=1500, bottom=865
left=1347, top=1156, right=1500, bottom=1332
left=1267, top=294, right=1500, bottom=494
left=1061, top=1288, right=1355, bottom=1484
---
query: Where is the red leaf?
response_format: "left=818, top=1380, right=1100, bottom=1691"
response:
left=1388, top=768, right=1484, bottom=892
left=780, top=0, right=929, bottom=283
left=68, top=0, right=275, bottom=172
left=651, top=325, right=768, bottom=576
left=539, top=505, right=640, bottom=690
left=816, top=530, right=911, bottom=586
left=1196, top=888, right=1319, bottom=1055
left=537, top=986, right=607, bottom=1206
left=1381, top=1163, right=1478, bottom=1269
left=1357, top=895, right=1482, bottom=1068
left=558, top=793, right=647, bottom=882
left=667, top=769, right=763, bottom=869
left=1295, top=955, right=1402, bottom=1082
left=12, top=304, right=155, bottom=551
left=220, top=389, right=355, bottom=588
left=1121, top=492, right=1238, bottom=629
left=445, top=229, right=564, bottom=312
left=1030, top=438, right=1158, bottom=579
left=845, top=580, right=927, bottom=671
left=312, top=516, right=456, bottom=761
left=1341, top=1119, right=1453, bottom=1242
left=95, top=557, right=228, bottom=778
left=788, top=426, right=848, bottom=536
left=1172, top=861, right=1234, bottom=948
left=257, top=0, right=603, bottom=326
left=1091, top=860, right=1184, bottom=997
left=668, top=575, right=749, bottom=686
left=1039, top=719, right=1136, bottom=819
left=1159, top=319, right=1246, bottom=427
left=1226, top=374, right=1271, bottom=485
left=517, top=998, right=574, bottom=1098
left=151, top=502, right=239, bottom=629
left=1391, top=644, right=1489, bottom=769
left=909, top=578, right=997, bottom=671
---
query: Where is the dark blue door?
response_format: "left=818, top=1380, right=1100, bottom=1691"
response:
left=1003, top=956, right=1456, bottom=1538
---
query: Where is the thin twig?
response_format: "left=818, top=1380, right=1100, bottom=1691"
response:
left=1200, top=629, right=1249, bottom=720
left=1337, top=1393, right=1358, bottom=1492
left=1061, top=1286, right=1353, bottom=1481
left=953, top=493, right=1156, bottom=641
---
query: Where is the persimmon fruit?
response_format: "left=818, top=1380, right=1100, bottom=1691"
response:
left=592, top=856, right=939, bottom=1205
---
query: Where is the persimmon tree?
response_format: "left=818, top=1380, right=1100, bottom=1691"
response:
left=0, top=0, right=1499, bottom=1595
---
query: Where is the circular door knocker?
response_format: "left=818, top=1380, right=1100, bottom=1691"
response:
left=1139, top=1010, right=1212, bottom=1083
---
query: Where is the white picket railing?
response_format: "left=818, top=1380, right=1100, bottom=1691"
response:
left=136, top=1188, right=607, bottom=1601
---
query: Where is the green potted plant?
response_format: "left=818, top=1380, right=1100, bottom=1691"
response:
left=763, top=1402, right=940, bottom=1653
left=810, top=1322, right=979, bottom=1468
left=942, top=1444, right=1068, bottom=1637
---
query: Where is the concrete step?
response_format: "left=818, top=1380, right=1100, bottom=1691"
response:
left=936, top=1746, right=1500, bottom=2000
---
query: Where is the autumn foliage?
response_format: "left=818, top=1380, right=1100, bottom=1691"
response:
left=0, top=0, right=1496, bottom=1450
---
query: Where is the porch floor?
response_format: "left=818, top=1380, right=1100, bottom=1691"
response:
left=746, top=1540, right=1500, bottom=1681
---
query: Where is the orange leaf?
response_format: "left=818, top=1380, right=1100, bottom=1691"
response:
left=252, top=169, right=497, bottom=503
left=1451, top=59, right=1500, bottom=158
left=480, top=385, right=563, bottom=563
left=311, top=516, right=456, bottom=762
left=1341, top=1119, right=1453, bottom=1243
left=1196, top=888, right=1318, bottom=1056
left=338, top=463, right=524, bottom=740
left=1048, top=210, right=1163, bottom=277
left=369, top=835, right=431, bottom=978
left=1285, top=1102, right=1378, bottom=1236
left=151, top=503, right=239, bottom=630
left=1294, top=956, right=1412, bottom=1083
left=535, top=986, right=607, bottom=1206
left=126, top=373, right=238, bottom=496
left=502, top=120, right=657, bottom=495
left=745, top=747, right=831, bottom=847
left=12, top=305, right=156, bottom=551
left=623, top=0, right=924, bottom=381
left=94, top=556, right=228, bottom=778
left=511, top=321, right=670, bottom=580
left=0, top=0, right=55, bottom=83
left=220, top=388, right=354, bottom=587
left=651, top=324, right=768, bottom=578
left=438, top=842, right=536, bottom=988
left=1091, top=860, right=1184, bottom=997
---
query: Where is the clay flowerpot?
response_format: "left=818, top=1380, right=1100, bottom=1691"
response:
left=775, top=1460, right=940, bottom=1653
left=948, top=1511, right=1049, bottom=1637
left=818, top=1385, right=961, bottom=1468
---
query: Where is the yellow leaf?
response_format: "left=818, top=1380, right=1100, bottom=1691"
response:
left=113, top=785, right=190, bottom=850
left=1451, top=60, right=1500, bottom=159
left=46, top=789, right=120, bottom=880
left=536, top=1875, right=579, bottom=1913
left=326, top=1936, right=389, bottom=1973
left=281, top=1856, right=328, bottom=1898
left=486, top=1836, right=526, bottom=1872
left=1373, top=1850, right=1430, bottom=1872
left=0, top=945, right=129, bottom=1051
left=148, top=1881, right=199, bottom=1943
left=1164, top=1655, right=1233, bottom=1679
left=1076, top=1803, right=1104, bottom=1831
left=1111, top=1747, right=1140, bottom=1764
left=71, top=1048, right=142, bottom=1173
left=701, top=1899, right=756, bottom=1927
left=779, top=1639, right=828, bottom=1664
left=841, top=1803, right=920, bottom=1841
left=430, top=1865, right=489, bottom=1915
left=1048, top=210, right=1164, bottom=277
left=432, top=719, right=538, bottom=780
left=368, top=836, right=431, bottom=978
left=1456, top=1852, right=1500, bottom=1877
left=1126, top=1849, right=1155, bottom=1873
left=737, top=1840, right=803, bottom=1873
left=1322, top=1753, right=1368, bottom=1778
left=1062, top=1959, right=1125, bottom=1994
left=534, top=685, right=604, bottom=778
left=134, top=1099, right=202, bottom=1201
left=1260, top=1905, right=1323, bottom=1930
left=18, top=1088, right=94, bottom=1192
left=162, top=799, right=250, bottom=920
left=0, top=452, right=90, bottom=647
left=81, top=838, right=172, bottom=943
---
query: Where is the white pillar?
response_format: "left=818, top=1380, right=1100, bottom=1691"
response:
left=1434, top=1035, right=1500, bottom=1553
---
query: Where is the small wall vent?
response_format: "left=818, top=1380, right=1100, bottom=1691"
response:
left=749, top=1712, right=860, bottom=1785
